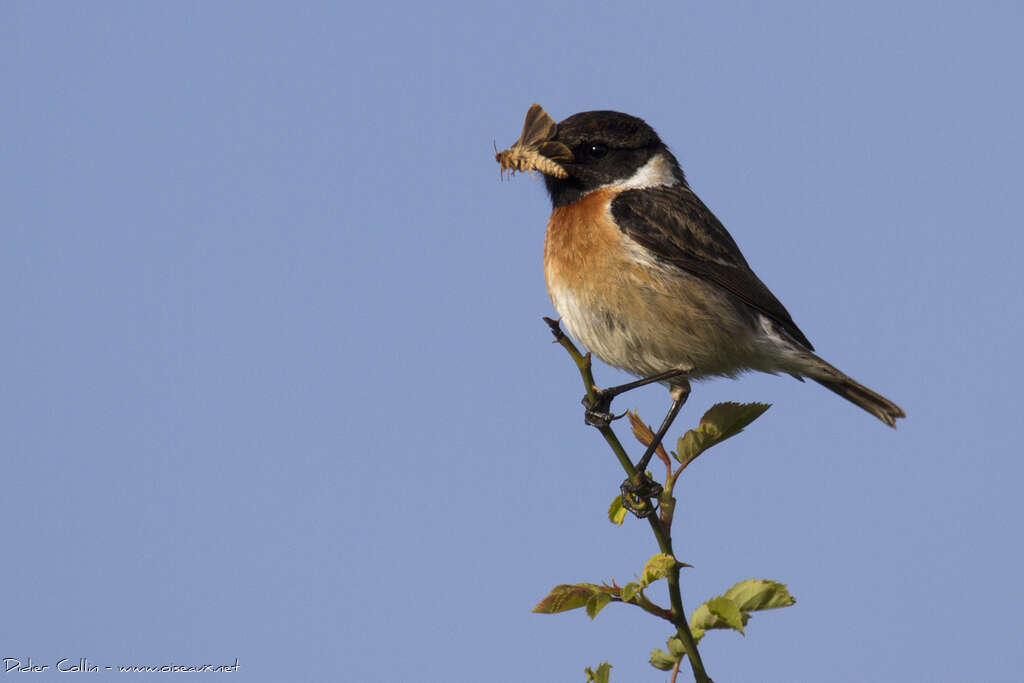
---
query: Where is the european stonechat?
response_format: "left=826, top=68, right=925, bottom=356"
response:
left=496, top=104, right=904, bottom=466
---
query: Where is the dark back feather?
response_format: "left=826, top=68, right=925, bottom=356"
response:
left=611, top=185, right=814, bottom=350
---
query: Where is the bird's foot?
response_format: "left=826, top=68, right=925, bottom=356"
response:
left=620, top=474, right=663, bottom=518
left=582, top=390, right=626, bottom=428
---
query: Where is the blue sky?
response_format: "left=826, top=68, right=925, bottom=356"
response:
left=3, top=2, right=1022, bottom=681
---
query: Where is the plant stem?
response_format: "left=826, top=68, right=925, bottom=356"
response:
left=543, top=318, right=712, bottom=683
left=671, top=654, right=683, bottom=683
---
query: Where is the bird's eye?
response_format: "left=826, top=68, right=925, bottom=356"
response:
left=586, top=142, right=608, bottom=159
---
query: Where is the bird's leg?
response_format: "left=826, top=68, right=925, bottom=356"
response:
left=620, top=383, right=691, bottom=518
left=583, top=368, right=688, bottom=427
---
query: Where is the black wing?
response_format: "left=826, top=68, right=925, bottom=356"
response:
left=611, top=185, right=814, bottom=350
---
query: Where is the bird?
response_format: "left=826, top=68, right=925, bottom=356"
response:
left=495, top=104, right=904, bottom=503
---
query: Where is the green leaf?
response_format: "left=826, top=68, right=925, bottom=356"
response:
left=723, top=579, right=796, bottom=613
left=674, top=402, right=770, bottom=465
left=667, top=636, right=687, bottom=659
left=608, top=495, right=627, bottom=526
left=690, top=578, right=795, bottom=641
left=690, top=601, right=750, bottom=638
left=586, top=592, right=612, bottom=619
left=584, top=662, right=612, bottom=683
left=700, top=401, right=771, bottom=440
left=620, top=582, right=641, bottom=602
left=648, top=649, right=675, bottom=671
left=689, top=620, right=705, bottom=643
left=674, top=430, right=709, bottom=466
left=706, top=596, right=745, bottom=635
left=533, top=583, right=602, bottom=614
left=640, top=553, right=676, bottom=586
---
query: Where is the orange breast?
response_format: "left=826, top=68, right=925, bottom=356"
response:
left=545, top=188, right=621, bottom=293
left=542, top=187, right=703, bottom=381
left=544, top=187, right=664, bottom=301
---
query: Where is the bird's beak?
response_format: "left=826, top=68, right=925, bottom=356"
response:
left=495, top=104, right=573, bottom=179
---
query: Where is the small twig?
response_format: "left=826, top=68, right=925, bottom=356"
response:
left=542, top=317, right=711, bottom=683
left=669, top=446, right=712, bottom=490
left=543, top=318, right=654, bottom=510
left=631, top=591, right=674, bottom=622
left=670, top=653, right=683, bottom=683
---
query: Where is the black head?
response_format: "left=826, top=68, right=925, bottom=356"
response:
left=546, top=110, right=686, bottom=207
left=495, top=105, right=688, bottom=207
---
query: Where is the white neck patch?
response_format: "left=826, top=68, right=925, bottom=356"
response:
left=612, top=152, right=679, bottom=190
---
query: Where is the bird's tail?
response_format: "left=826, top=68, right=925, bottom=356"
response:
left=804, top=354, right=906, bottom=428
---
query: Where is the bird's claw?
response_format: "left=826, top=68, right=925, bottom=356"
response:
left=620, top=474, right=664, bottom=518
left=582, top=391, right=625, bottom=428
left=584, top=407, right=626, bottom=428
